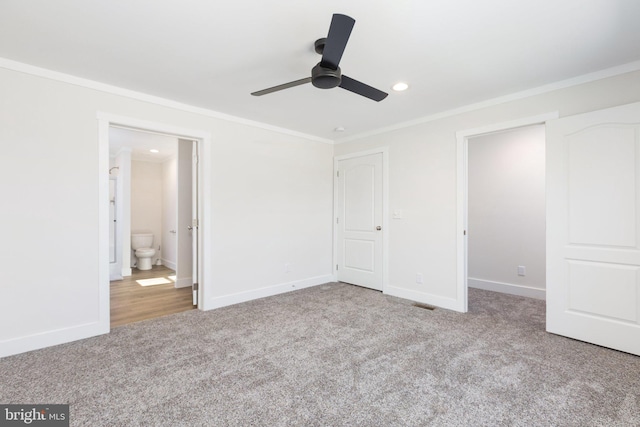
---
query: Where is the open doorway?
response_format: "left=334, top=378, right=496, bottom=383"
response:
left=108, top=128, right=197, bottom=326
left=452, top=112, right=558, bottom=313
left=98, top=113, right=211, bottom=333
left=466, top=124, right=546, bottom=301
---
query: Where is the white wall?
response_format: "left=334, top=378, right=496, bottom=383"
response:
left=114, top=148, right=132, bottom=276
left=0, top=64, right=334, bottom=357
left=161, top=156, right=177, bottom=269
left=210, top=133, right=334, bottom=305
left=334, top=70, right=640, bottom=310
left=467, top=125, right=546, bottom=299
left=131, top=160, right=163, bottom=266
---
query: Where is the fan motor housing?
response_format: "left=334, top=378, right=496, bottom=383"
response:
left=311, top=63, right=342, bottom=89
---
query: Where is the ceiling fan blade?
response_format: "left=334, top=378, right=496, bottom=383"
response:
left=339, top=75, right=388, bottom=102
left=251, top=77, right=312, bottom=96
left=320, top=14, right=355, bottom=69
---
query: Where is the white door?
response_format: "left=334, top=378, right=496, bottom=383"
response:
left=336, top=153, right=383, bottom=291
left=191, top=140, right=199, bottom=306
left=547, top=101, right=640, bottom=356
left=108, top=176, right=122, bottom=281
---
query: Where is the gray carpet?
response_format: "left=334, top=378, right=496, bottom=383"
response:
left=1, top=284, right=639, bottom=426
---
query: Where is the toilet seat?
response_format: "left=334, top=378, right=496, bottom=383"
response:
left=135, top=248, right=155, bottom=256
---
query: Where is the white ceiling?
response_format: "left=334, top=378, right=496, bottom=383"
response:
left=2, top=1, right=640, bottom=141
left=109, top=127, right=177, bottom=162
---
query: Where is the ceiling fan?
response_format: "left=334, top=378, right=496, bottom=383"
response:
left=251, top=14, right=388, bottom=102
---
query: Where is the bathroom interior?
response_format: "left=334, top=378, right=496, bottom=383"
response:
left=109, top=127, right=195, bottom=327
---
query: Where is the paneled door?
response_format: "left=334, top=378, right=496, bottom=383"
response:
left=546, top=101, right=640, bottom=356
left=336, top=152, right=383, bottom=291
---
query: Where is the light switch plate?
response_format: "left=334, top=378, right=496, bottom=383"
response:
left=393, top=209, right=403, bottom=219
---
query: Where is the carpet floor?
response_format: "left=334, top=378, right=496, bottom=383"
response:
left=1, top=284, right=639, bottom=426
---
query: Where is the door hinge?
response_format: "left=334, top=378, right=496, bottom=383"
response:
left=464, top=230, right=467, bottom=235
left=336, top=170, right=339, bottom=177
left=193, top=154, right=199, bottom=164
left=192, top=282, right=198, bottom=306
left=336, top=264, right=339, bottom=270
left=336, top=217, right=339, bottom=224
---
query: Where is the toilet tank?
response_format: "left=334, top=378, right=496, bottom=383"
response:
left=131, top=233, right=154, bottom=250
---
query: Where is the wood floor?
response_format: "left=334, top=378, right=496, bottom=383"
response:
left=110, top=265, right=194, bottom=328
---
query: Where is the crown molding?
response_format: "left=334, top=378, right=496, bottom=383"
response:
left=0, top=57, right=333, bottom=145
left=3, top=56, right=639, bottom=146
left=335, top=60, right=640, bottom=144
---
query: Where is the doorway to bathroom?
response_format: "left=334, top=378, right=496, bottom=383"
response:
left=108, top=126, right=199, bottom=327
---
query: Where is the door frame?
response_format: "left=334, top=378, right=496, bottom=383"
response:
left=97, top=112, right=212, bottom=332
left=455, top=112, right=558, bottom=312
left=333, top=147, right=389, bottom=292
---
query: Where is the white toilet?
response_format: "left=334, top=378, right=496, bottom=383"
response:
left=131, top=233, right=156, bottom=271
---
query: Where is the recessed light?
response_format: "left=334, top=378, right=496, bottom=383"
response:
left=149, top=149, right=159, bottom=153
left=334, top=126, right=346, bottom=132
left=392, top=82, right=409, bottom=92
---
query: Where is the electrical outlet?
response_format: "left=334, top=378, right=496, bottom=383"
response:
left=416, top=273, right=424, bottom=284
left=518, top=265, right=526, bottom=276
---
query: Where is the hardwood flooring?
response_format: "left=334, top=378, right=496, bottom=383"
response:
left=110, top=265, right=194, bottom=328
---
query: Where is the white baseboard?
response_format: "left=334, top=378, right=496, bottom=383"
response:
left=162, top=259, right=177, bottom=271
left=174, top=277, right=192, bottom=288
left=468, top=278, right=546, bottom=300
left=204, top=275, right=333, bottom=310
left=385, top=285, right=464, bottom=312
left=0, top=321, right=109, bottom=359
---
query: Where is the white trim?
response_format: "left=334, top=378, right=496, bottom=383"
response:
left=333, top=147, right=389, bottom=292
left=206, top=275, right=333, bottom=309
left=0, top=322, right=106, bottom=359
left=161, top=259, right=177, bottom=271
left=455, top=112, right=559, bottom=141
left=98, top=118, right=111, bottom=333
left=382, top=149, right=389, bottom=291
left=0, top=57, right=331, bottom=145
left=98, top=112, right=209, bottom=140
left=455, top=112, right=559, bottom=313
left=468, top=278, right=546, bottom=300
left=198, top=137, right=213, bottom=310
left=455, top=131, right=469, bottom=314
left=385, top=286, right=461, bottom=312
left=335, top=60, right=640, bottom=144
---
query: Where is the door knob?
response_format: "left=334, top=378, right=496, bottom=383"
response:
left=376, top=226, right=382, bottom=230
left=187, top=226, right=193, bottom=231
